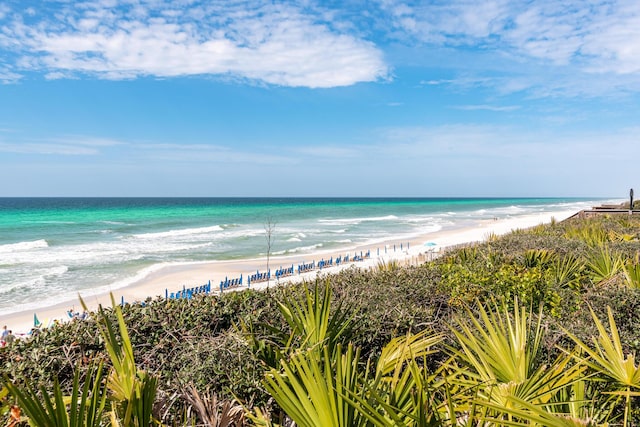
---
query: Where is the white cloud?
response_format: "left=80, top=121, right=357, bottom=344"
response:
left=292, top=145, right=359, bottom=159
left=0, top=4, right=9, bottom=20
left=420, top=79, right=455, bottom=85
left=130, top=142, right=294, bottom=165
left=1, top=1, right=389, bottom=88
left=3, top=0, right=640, bottom=96
left=0, top=142, right=100, bottom=155
left=0, top=135, right=126, bottom=155
left=374, top=124, right=640, bottom=165
left=0, top=66, right=21, bottom=83
left=452, top=104, right=520, bottom=112
left=381, top=0, right=640, bottom=77
left=51, top=136, right=126, bottom=147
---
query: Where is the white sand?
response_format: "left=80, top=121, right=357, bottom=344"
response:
left=0, top=209, right=578, bottom=336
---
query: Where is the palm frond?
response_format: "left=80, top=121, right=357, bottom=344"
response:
left=585, top=245, right=622, bottom=284
left=4, top=362, right=108, bottom=427
left=449, top=298, right=584, bottom=416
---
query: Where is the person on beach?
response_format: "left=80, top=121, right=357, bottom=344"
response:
left=1, top=325, right=7, bottom=346
left=4, top=330, right=15, bottom=345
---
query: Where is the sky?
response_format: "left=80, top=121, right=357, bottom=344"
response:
left=1, top=0, right=639, bottom=197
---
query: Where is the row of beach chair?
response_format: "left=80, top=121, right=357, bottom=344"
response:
left=166, top=249, right=375, bottom=298
left=167, top=283, right=212, bottom=299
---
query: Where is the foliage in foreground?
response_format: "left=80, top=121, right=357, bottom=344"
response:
left=2, top=215, right=640, bottom=425
left=3, top=294, right=158, bottom=426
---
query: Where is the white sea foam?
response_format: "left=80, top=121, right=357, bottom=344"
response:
left=417, top=224, right=443, bottom=234
left=1, top=239, right=216, bottom=266
left=0, top=239, right=49, bottom=253
left=334, top=239, right=353, bottom=244
left=0, top=265, right=69, bottom=295
left=45, top=265, right=69, bottom=277
left=318, top=215, right=399, bottom=226
left=273, top=243, right=324, bottom=255
left=132, top=225, right=224, bottom=239
left=287, top=238, right=302, bottom=242
left=403, top=215, right=439, bottom=224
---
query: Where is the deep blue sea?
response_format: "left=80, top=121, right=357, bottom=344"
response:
left=0, top=197, right=613, bottom=314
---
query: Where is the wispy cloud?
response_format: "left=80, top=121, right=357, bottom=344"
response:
left=452, top=104, right=520, bottom=112
left=0, top=135, right=126, bottom=155
left=0, top=142, right=100, bottom=156
left=2, top=0, right=639, bottom=97
left=380, top=0, right=640, bottom=74
left=50, top=136, right=127, bottom=147
left=373, top=124, right=640, bottom=164
left=133, top=143, right=292, bottom=165
left=0, top=1, right=389, bottom=88
left=420, top=79, right=456, bottom=86
left=380, top=0, right=640, bottom=97
left=291, top=145, right=360, bottom=159
left=0, top=66, right=21, bottom=83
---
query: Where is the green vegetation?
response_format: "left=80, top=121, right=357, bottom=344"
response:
left=2, top=215, right=640, bottom=425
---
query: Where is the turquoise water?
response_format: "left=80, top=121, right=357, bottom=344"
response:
left=0, top=197, right=610, bottom=314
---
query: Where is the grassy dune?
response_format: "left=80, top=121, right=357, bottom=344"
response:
left=2, top=214, right=640, bottom=425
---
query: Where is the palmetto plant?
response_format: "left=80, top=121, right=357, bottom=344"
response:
left=564, top=223, right=609, bottom=247
left=448, top=298, right=585, bottom=421
left=88, top=294, right=158, bottom=427
left=3, top=293, right=159, bottom=427
left=4, top=363, right=108, bottom=427
left=451, top=247, right=479, bottom=264
left=256, top=332, right=448, bottom=427
left=546, top=379, right=615, bottom=426
left=246, top=284, right=449, bottom=427
left=551, top=254, right=585, bottom=288
left=585, top=245, right=623, bottom=284
left=563, top=306, right=640, bottom=427
left=481, top=394, right=603, bottom=427
left=375, top=259, right=401, bottom=272
left=608, top=230, right=636, bottom=242
left=522, top=249, right=556, bottom=269
left=259, top=342, right=368, bottom=427
left=241, top=282, right=355, bottom=371
left=623, top=260, right=640, bottom=289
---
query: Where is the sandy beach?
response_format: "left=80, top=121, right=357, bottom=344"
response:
left=0, top=209, right=578, bottom=336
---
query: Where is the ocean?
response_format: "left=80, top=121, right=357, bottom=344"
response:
left=0, top=197, right=612, bottom=315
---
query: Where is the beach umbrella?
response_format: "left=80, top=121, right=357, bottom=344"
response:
left=33, top=313, right=41, bottom=328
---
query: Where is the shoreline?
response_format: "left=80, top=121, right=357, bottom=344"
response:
left=0, top=209, right=578, bottom=336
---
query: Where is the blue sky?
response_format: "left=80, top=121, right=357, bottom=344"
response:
left=1, top=0, right=639, bottom=197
